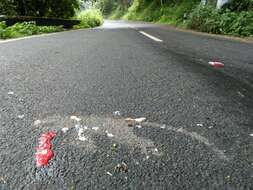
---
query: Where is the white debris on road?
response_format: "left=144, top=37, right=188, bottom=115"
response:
left=18, top=115, right=24, bottom=119
left=18, top=98, right=24, bottom=102
left=78, top=136, right=87, bottom=141
left=106, top=172, right=113, bottom=176
left=160, top=125, right=166, bottom=129
left=7, top=91, right=14, bottom=95
left=78, top=128, right=87, bottom=141
left=125, top=117, right=146, bottom=126
left=62, top=128, right=69, bottom=133
left=197, top=124, right=203, bottom=127
left=70, top=115, right=81, bottom=122
left=92, top=127, right=99, bottom=131
left=113, top=111, right=121, bottom=117
left=134, top=117, right=146, bottom=123
left=106, top=130, right=114, bottom=138
left=34, top=120, right=42, bottom=126
left=237, top=91, right=245, bottom=98
left=136, top=125, right=142, bottom=129
left=250, top=134, right=253, bottom=137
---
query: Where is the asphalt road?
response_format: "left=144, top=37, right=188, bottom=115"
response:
left=0, top=20, right=253, bottom=190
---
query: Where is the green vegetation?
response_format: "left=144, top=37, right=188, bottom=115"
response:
left=0, top=1, right=104, bottom=40
left=0, top=8, right=104, bottom=39
left=0, top=21, right=63, bottom=39
left=0, top=0, right=80, bottom=18
left=97, top=0, right=253, bottom=37
left=109, top=7, right=126, bottom=19
left=74, top=9, right=103, bottom=29
left=187, top=6, right=253, bottom=36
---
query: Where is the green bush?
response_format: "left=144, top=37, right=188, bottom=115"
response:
left=98, top=0, right=252, bottom=37
left=159, top=0, right=199, bottom=25
left=224, top=0, right=253, bottom=11
left=109, top=7, right=126, bottom=19
left=75, top=9, right=103, bottom=29
left=0, top=0, right=80, bottom=18
left=187, top=5, right=253, bottom=36
left=123, top=0, right=199, bottom=25
left=0, top=21, right=63, bottom=39
left=187, top=5, right=221, bottom=33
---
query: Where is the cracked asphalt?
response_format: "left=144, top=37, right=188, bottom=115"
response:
left=0, top=20, right=253, bottom=189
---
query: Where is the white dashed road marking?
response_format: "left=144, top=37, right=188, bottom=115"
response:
left=139, top=31, right=163, bottom=42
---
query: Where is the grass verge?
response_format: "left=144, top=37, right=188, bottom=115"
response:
left=0, top=9, right=104, bottom=39
left=0, top=21, right=63, bottom=39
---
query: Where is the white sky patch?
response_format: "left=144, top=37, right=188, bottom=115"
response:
left=139, top=31, right=163, bottom=42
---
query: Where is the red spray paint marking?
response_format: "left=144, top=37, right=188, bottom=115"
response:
left=208, top=61, right=225, bottom=68
left=35, top=131, right=56, bottom=167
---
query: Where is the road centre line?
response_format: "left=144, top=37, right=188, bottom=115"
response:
left=139, top=31, right=163, bottom=42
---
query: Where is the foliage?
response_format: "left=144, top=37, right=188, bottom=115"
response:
left=109, top=6, right=126, bottom=19
left=224, top=0, right=253, bottom=11
left=74, top=9, right=103, bottom=28
left=0, top=21, right=63, bottom=39
left=123, top=0, right=199, bottom=24
left=94, top=0, right=117, bottom=16
left=187, top=5, right=253, bottom=36
left=0, top=0, right=17, bottom=15
left=0, top=0, right=80, bottom=18
left=100, top=0, right=253, bottom=37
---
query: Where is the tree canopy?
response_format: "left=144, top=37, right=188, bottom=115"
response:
left=0, top=0, right=80, bottom=18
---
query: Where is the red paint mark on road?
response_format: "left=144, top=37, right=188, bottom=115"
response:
left=35, top=131, right=56, bottom=167
left=208, top=61, right=225, bottom=68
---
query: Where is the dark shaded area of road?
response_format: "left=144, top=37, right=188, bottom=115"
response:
left=0, top=20, right=252, bottom=189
